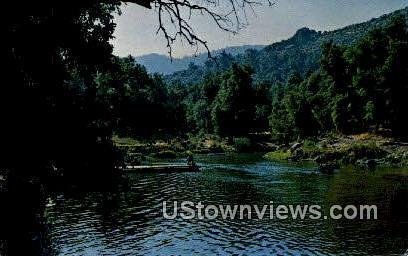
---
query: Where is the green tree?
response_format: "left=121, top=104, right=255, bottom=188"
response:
left=212, top=64, right=256, bottom=136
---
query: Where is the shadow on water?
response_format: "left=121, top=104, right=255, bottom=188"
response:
left=4, top=154, right=407, bottom=255
left=0, top=164, right=126, bottom=256
left=0, top=178, right=47, bottom=256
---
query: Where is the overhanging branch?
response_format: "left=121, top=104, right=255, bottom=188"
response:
left=120, top=0, right=274, bottom=58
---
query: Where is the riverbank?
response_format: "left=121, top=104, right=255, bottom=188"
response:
left=113, top=134, right=239, bottom=165
left=264, top=133, right=408, bottom=170
left=114, top=132, right=408, bottom=170
left=113, top=133, right=274, bottom=165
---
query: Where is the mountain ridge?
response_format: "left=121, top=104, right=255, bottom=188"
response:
left=134, top=45, right=265, bottom=74
left=165, top=7, right=408, bottom=85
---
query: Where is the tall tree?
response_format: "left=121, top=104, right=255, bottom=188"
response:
left=212, top=64, right=255, bottom=136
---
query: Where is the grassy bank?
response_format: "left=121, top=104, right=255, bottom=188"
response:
left=263, top=133, right=408, bottom=169
left=114, top=132, right=408, bottom=170
left=113, top=135, right=232, bottom=165
left=113, top=133, right=279, bottom=165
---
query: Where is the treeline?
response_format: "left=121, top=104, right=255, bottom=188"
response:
left=101, top=58, right=271, bottom=138
left=269, top=16, right=408, bottom=142
left=103, top=16, right=407, bottom=142
left=167, top=8, right=408, bottom=87
left=183, top=65, right=271, bottom=136
left=93, top=56, right=186, bottom=137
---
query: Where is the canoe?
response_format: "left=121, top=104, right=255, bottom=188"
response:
left=122, top=164, right=199, bottom=173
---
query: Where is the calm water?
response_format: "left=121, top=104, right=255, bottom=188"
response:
left=45, top=154, right=407, bottom=255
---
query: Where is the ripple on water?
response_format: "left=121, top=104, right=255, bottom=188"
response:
left=45, top=156, right=408, bottom=255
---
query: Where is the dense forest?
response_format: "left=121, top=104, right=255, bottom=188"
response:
left=166, top=7, right=408, bottom=86
left=107, top=13, right=408, bottom=144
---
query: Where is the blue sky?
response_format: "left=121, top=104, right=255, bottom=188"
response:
left=112, top=0, right=408, bottom=57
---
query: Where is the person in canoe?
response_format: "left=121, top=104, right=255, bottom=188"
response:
left=187, top=153, right=197, bottom=170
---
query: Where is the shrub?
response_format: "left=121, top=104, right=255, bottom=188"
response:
left=342, top=142, right=386, bottom=163
left=264, top=150, right=291, bottom=161
left=125, top=153, right=144, bottom=165
left=233, top=137, right=252, bottom=152
left=302, top=139, right=325, bottom=157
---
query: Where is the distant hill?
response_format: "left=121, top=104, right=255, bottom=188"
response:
left=134, top=45, right=265, bottom=74
left=165, top=7, right=408, bottom=85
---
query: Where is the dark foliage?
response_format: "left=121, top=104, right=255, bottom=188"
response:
left=269, top=15, right=408, bottom=142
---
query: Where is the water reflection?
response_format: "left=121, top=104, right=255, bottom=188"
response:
left=45, top=154, right=407, bottom=255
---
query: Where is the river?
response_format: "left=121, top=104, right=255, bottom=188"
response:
left=44, top=153, right=407, bottom=255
